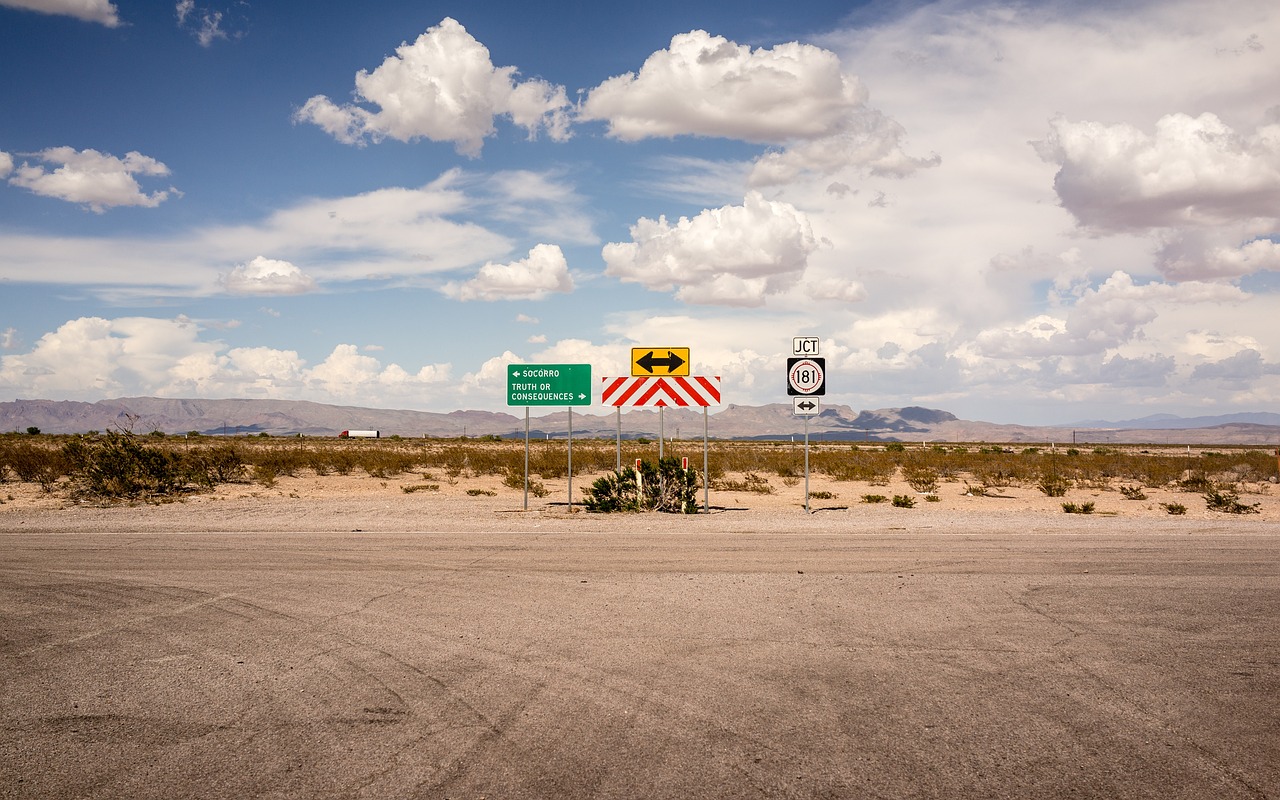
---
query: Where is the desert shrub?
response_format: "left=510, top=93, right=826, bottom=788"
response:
left=1061, top=501, right=1095, bottom=514
left=244, top=447, right=309, bottom=480
left=808, top=490, right=836, bottom=500
left=968, top=450, right=1034, bottom=488
left=963, top=483, right=989, bottom=497
left=902, top=465, right=940, bottom=493
left=502, top=468, right=525, bottom=491
left=814, top=449, right=895, bottom=484
left=715, top=472, right=774, bottom=494
left=1119, top=485, right=1147, bottom=500
left=583, top=469, right=640, bottom=512
left=502, top=468, right=549, bottom=497
left=861, top=494, right=887, bottom=503
left=0, top=439, right=67, bottom=490
left=466, top=488, right=497, bottom=497
left=186, top=443, right=246, bottom=485
left=1036, top=472, right=1070, bottom=497
left=357, top=448, right=420, bottom=478
left=1178, top=474, right=1214, bottom=492
left=891, top=494, right=915, bottom=508
left=252, top=464, right=278, bottom=487
left=884, top=442, right=906, bottom=453
left=61, top=431, right=205, bottom=501
left=584, top=457, right=697, bottom=514
left=402, top=484, right=439, bottom=493
left=924, top=494, right=941, bottom=502
left=1204, top=488, right=1260, bottom=514
left=1161, top=502, right=1187, bottom=515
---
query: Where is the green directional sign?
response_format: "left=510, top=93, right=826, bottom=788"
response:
left=507, top=363, right=592, bottom=406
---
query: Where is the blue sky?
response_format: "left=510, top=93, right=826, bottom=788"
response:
left=1, top=0, right=1278, bottom=425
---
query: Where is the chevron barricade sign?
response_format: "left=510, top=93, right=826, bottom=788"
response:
left=600, top=375, right=721, bottom=407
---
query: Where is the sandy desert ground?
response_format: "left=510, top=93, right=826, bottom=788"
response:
left=2, top=469, right=1278, bottom=799
left=2, top=463, right=1277, bottom=532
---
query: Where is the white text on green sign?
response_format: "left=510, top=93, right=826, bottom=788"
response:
left=507, top=363, right=592, bottom=406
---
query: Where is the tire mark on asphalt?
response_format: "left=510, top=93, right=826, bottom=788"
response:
left=1003, top=585, right=1272, bottom=799
left=7, top=579, right=298, bottom=658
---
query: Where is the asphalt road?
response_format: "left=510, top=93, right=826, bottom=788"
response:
left=2, top=529, right=1277, bottom=799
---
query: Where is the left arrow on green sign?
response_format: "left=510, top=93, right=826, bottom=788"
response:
left=507, top=363, right=593, bottom=406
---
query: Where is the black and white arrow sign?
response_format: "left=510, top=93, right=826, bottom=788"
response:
left=793, top=397, right=821, bottom=416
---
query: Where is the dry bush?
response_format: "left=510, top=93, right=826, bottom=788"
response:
left=902, top=464, right=940, bottom=493
left=0, top=438, right=67, bottom=490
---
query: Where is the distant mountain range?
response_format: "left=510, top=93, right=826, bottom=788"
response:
left=3, top=397, right=1279, bottom=445
left=1069, top=412, right=1280, bottom=429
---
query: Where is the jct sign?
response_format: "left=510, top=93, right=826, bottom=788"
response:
left=793, top=336, right=820, bottom=355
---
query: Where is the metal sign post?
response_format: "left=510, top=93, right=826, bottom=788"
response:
left=787, top=340, right=825, bottom=515
left=804, top=415, right=810, bottom=513
left=568, top=407, right=573, bottom=513
left=701, top=404, right=711, bottom=512
left=507, top=363, right=591, bottom=512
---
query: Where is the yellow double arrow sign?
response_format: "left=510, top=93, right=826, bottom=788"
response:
left=630, top=347, right=690, bottom=376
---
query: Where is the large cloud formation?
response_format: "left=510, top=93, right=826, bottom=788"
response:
left=295, top=17, right=571, bottom=156
left=1035, top=112, right=1280, bottom=283
left=1036, top=113, right=1280, bottom=232
left=6, top=147, right=174, bottom=212
left=0, top=317, right=451, bottom=403
left=602, top=192, right=817, bottom=307
left=580, top=29, right=936, bottom=185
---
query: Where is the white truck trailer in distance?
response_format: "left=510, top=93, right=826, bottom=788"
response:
left=339, top=430, right=380, bottom=438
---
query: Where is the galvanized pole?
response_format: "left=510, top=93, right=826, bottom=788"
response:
left=615, top=407, right=621, bottom=472
left=659, top=406, right=664, bottom=461
left=567, top=406, right=573, bottom=513
left=703, top=406, right=709, bottom=512
left=524, top=406, right=530, bottom=510
left=804, top=415, right=810, bottom=513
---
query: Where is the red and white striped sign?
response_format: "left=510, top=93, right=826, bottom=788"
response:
left=601, top=375, right=721, bottom=407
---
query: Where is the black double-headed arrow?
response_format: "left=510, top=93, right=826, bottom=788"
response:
left=636, top=350, right=686, bottom=374
left=796, top=400, right=817, bottom=412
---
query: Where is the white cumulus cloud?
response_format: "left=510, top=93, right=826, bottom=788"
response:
left=0, top=316, right=217, bottom=398
left=220, top=256, right=316, bottom=295
left=1035, top=113, right=1280, bottom=232
left=582, top=30, right=863, bottom=142
left=295, top=17, right=571, bottom=156
left=1156, top=233, right=1280, bottom=281
left=0, top=0, right=120, bottom=27
left=0, top=317, right=453, bottom=403
left=441, top=243, right=573, bottom=301
left=7, top=147, right=174, bottom=212
left=0, top=150, right=12, bottom=178
left=602, top=192, right=817, bottom=307
left=975, top=271, right=1248, bottom=358
left=580, top=29, right=935, bottom=185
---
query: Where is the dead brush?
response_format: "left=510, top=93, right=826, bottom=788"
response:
left=902, top=465, right=940, bottom=494
left=714, top=472, right=774, bottom=494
